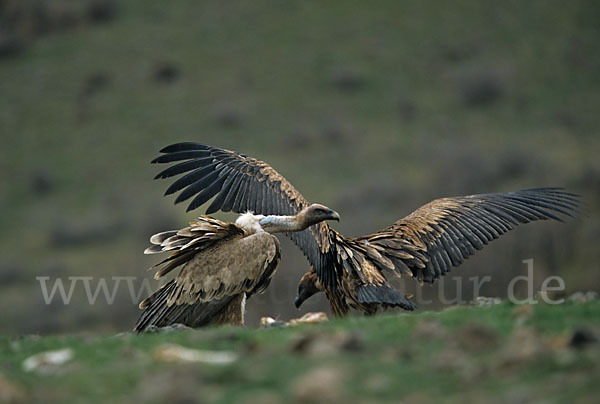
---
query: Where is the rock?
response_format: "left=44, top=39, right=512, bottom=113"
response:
left=288, top=312, right=328, bottom=325
left=292, top=366, right=345, bottom=403
left=568, top=291, right=599, bottom=304
left=338, top=331, right=365, bottom=352
left=434, top=346, right=469, bottom=371
left=291, top=333, right=337, bottom=357
left=0, top=35, right=24, bottom=59
left=330, top=67, right=366, bottom=91
left=291, top=330, right=364, bottom=356
left=411, top=318, right=447, bottom=340
left=0, top=261, right=24, bottom=284
left=458, top=69, right=505, bottom=107
left=456, top=323, right=499, bottom=351
left=153, top=62, right=181, bottom=84
left=79, top=72, right=111, bottom=99
left=474, top=296, right=502, bottom=306
left=22, top=348, right=74, bottom=373
left=86, top=0, right=117, bottom=23
left=0, top=372, right=26, bottom=403
left=535, top=289, right=568, bottom=303
left=30, top=169, right=54, bottom=196
left=214, top=105, right=242, bottom=128
left=153, top=344, right=237, bottom=365
left=497, top=328, right=544, bottom=370
left=135, top=368, right=207, bottom=403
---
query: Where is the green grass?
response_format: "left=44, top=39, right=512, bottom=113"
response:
left=2, top=301, right=599, bottom=403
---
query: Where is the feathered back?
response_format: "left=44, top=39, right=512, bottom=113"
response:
left=144, top=216, right=245, bottom=280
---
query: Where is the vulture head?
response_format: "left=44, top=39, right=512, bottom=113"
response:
left=258, top=203, right=340, bottom=233
left=295, top=270, right=324, bottom=308
left=297, top=203, right=340, bottom=229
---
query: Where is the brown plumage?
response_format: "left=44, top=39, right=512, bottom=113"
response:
left=134, top=206, right=339, bottom=331
left=149, top=142, right=580, bottom=316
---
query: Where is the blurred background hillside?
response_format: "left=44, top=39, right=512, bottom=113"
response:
left=0, top=0, right=598, bottom=335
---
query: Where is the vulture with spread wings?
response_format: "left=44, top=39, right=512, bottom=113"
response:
left=149, top=143, right=579, bottom=316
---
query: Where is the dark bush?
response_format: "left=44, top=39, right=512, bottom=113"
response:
left=85, top=0, right=117, bottom=24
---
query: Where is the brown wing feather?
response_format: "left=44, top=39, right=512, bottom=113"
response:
left=168, top=232, right=280, bottom=305
left=151, top=142, right=337, bottom=288
left=349, top=188, right=579, bottom=286
left=144, top=216, right=245, bottom=280
left=134, top=280, right=242, bottom=331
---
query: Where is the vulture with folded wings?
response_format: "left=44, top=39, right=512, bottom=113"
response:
left=134, top=205, right=339, bottom=332
left=148, top=143, right=579, bottom=316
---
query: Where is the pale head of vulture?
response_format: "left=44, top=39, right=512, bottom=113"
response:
left=295, top=270, right=324, bottom=308
left=297, top=203, right=340, bottom=228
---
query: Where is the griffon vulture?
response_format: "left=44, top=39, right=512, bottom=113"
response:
left=134, top=205, right=339, bottom=332
left=148, top=142, right=579, bottom=316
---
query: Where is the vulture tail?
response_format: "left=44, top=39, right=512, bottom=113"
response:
left=356, top=284, right=417, bottom=311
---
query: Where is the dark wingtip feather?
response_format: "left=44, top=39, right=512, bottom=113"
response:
left=164, top=185, right=178, bottom=197
left=159, top=142, right=209, bottom=153
left=205, top=205, right=219, bottom=214
left=504, top=187, right=582, bottom=220
left=174, top=191, right=190, bottom=205
left=151, top=150, right=211, bottom=165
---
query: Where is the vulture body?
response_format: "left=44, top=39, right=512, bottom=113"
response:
left=148, top=142, right=580, bottom=317
left=134, top=206, right=339, bottom=332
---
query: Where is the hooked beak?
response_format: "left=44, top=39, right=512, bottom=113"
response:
left=328, top=209, right=340, bottom=221
left=294, top=294, right=303, bottom=308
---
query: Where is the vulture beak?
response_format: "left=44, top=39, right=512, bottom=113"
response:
left=294, top=294, right=303, bottom=308
left=328, top=209, right=340, bottom=221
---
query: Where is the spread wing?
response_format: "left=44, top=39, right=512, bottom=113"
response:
left=151, top=142, right=337, bottom=288
left=134, top=217, right=280, bottom=331
left=341, top=188, right=579, bottom=288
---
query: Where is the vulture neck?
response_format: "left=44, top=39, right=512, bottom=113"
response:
left=236, top=209, right=318, bottom=234
left=259, top=215, right=305, bottom=233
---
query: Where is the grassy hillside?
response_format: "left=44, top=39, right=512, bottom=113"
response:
left=0, top=0, right=599, bottom=334
left=1, top=301, right=599, bottom=403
